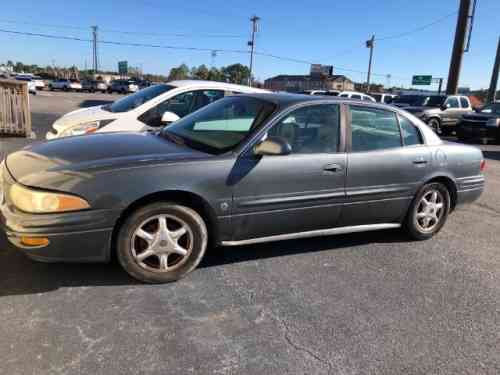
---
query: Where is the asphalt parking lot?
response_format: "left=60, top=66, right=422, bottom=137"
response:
left=1, top=91, right=500, bottom=374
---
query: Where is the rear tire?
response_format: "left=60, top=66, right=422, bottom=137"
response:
left=405, top=182, right=450, bottom=240
left=116, top=202, right=208, bottom=283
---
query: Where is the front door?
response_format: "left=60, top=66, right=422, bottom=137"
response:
left=340, top=105, right=431, bottom=226
left=441, top=96, right=462, bottom=126
left=231, top=103, right=347, bottom=241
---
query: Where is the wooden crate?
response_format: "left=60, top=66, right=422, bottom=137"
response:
left=0, top=79, right=32, bottom=137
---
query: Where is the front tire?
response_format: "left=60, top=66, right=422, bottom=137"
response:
left=405, top=182, right=450, bottom=240
left=427, top=118, right=441, bottom=135
left=116, top=202, right=208, bottom=283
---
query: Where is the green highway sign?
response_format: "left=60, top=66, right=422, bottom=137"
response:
left=412, top=75, right=433, bottom=85
left=118, top=61, right=128, bottom=75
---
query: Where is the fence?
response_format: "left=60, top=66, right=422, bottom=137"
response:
left=0, top=79, right=32, bottom=137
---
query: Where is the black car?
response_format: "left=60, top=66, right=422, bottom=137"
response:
left=0, top=94, right=485, bottom=283
left=393, top=95, right=473, bottom=135
left=456, top=102, right=500, bottom=143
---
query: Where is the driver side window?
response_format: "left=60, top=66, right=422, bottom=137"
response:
left=139, top=90, right=224, bottom=127
left=445, top=97, right=459, bottom=108
left=268, top=104, right=340, bottom=154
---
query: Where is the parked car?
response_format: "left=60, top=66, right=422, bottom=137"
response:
left=46, top=80, right=268, bottom=139
left=456, top=101, right=500, bottom=143
left=14, top=75, right=37, bottom=95
left=299, top=90, right=340, bottom=96
left=371, top=93, right=397, bottom=104
left=338, top=91, right=376, bottom=102
left=32, top=76, right=46, bottom=90
left=109, top=79, right=139, bottom=94
left=81, top=79, right=108, bottom=93
left=393, top=95, right=473, bottom=135
left=2, top=94, right=485, bottom=283
left=49, top=79, right=82, bottom=92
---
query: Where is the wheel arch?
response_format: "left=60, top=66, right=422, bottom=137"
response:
left=423, top=175, right=458, bottom=211
left=109, top=190, right=219, bottom=261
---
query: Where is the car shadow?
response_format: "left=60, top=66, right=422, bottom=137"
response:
left=78, top=99, right=114, bottom=108
left=0, top=229, right=409, bottom=297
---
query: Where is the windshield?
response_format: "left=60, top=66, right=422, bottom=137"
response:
left=480, top=103, right=500, bottom=115
left=107, top=84, right=175, bottom=113
left=161, top=96, right=276, bottom=155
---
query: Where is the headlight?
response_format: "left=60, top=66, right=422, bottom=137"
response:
left=9, top=184, right=90, bottom=213
left=486, top=118, right=500, bottom=127
left=60, top=121, right=100, bottom=137
left=59, top=119, right=114, bottom=137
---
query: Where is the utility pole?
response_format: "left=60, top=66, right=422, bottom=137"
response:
left=92, top=26, right=98, bottom=74
left=446, top=0, right=471, bottom=94
left=438, top=78, right=443, bottom=95
left=366, top=35, right=375, bottom=93
left=248, top=15, right=260, bottom=87
left=487, top=37, right=500, bottom=104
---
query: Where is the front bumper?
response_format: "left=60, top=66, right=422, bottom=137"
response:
left=1, top=194, right=121, bottom=262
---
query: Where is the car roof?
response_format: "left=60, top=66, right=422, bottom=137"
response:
left=238, top=92, right=386, bottom=108
left=168, top=80, right=268, bottom=93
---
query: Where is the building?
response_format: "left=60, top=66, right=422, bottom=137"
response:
left=264, top=74, right=354, bottom=92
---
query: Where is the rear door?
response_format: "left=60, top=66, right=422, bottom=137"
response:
left=231, top=103, right=347, bottom=240
left=340, top=105, right=430, bottom=226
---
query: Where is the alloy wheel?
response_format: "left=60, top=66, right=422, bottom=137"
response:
left=131, top=214, right=193, bottom=273
left=415, top=189, right=445, bottom=232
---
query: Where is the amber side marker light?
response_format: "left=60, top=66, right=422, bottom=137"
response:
left=20, top=236, right=49, bottom=247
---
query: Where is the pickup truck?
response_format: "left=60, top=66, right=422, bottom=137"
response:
left=393, top=94, right=473, bottom=135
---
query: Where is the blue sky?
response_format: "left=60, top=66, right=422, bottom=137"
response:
left=0, top=0, right=498, bottom=89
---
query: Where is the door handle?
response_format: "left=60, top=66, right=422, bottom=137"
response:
left=323, top=163, right=343, bottom=172
left=413, top=159, right=428, bottom=165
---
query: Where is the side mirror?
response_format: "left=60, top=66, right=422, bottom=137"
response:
left=253, top=136, right=292, bottom=156
left=161, top=111, right=180, bottom=124
left=441, top=103, right=450, bottom=111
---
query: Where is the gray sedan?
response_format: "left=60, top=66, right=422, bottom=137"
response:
left=0, top=94, right=485, bottom=283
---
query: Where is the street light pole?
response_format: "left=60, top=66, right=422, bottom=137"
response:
left=366, top=35, right=375, bottom=93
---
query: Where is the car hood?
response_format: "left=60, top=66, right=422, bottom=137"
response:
left=6, top=132, right=208, bottom=189
left=52, top=105, right=118, bottom=132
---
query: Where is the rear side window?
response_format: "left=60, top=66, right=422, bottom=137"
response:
left=351, top=94, right=361, bottom=99
left=460, top=97, right=469, bottom=108
left=383, top=96, right=394, bottom=104
left=350, top=106, right=401, bottom=152
left=398, top=115, right=422, bottom=146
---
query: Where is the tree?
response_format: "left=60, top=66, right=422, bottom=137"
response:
left=168, top=63, right=190, bottom=81
left=221, top=63, right=251, bottom=85
left=207, top=67, right=224, bottom=82
left=193, top=64, right=209, bottom=80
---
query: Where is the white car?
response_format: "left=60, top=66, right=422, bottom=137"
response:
left=371, top=93, right=397, bottom=104
left=46, top=80, right=268, bottom=139
left=32, top=76, right=45, bottom=90
left=49, top=79, right=82, bottom=91
left=338, top=91, right=376, bottom=102
left=15, top=75, right=37, bottom=95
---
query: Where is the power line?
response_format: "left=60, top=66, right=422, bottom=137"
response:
left=0, top=19, right=245, bottom=39
left=375, top=11, right=458, bottom=41
left=0, top=27, right=424, bottom=82
left=0, top=28, right=249, bottom=54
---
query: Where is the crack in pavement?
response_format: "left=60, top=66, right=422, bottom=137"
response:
left=274, top=314, right=338, bottom=374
